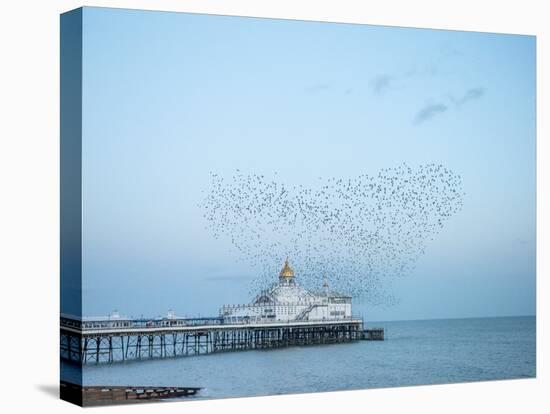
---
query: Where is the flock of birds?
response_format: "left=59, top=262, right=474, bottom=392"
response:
left=200, top=163, right=464, bottom=305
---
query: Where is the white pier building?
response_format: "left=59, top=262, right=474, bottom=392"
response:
left=219, top=259, right=352, bottom=323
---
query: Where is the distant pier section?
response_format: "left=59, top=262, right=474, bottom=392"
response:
left=61, top=260, right=384, bottom=364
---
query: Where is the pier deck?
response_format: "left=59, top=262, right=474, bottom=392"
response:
left=61, top=315, right=369, bottom=364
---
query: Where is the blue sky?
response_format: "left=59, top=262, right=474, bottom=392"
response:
left=78, top=7, right=535, bottom=321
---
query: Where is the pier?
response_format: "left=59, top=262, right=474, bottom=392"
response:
left=60, top=314, right=381, bottom=364
left=362, top=327, right=385, bottom=340
left=60, top=381, right=200, bottom=406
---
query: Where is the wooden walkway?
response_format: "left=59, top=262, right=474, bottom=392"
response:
left=60, top=381, right=200, bottom=406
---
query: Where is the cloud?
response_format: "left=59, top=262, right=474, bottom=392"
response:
left=204, top=274, right=253, bottom=282
left=414, top=103, right=448, bottom=124
left=370, top=74, right=393, bottom=94
left=452, top=87, right=486, bottom=107
left=413, top=87, right=485, bottom=125
left=403, top=64, right=440, bottom=79
left=304, top=83, right=331, bottom=94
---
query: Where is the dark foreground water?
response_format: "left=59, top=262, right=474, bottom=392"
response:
left=68, top=316, right=535, bottom=399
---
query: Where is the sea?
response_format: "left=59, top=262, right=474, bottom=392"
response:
left=64, top=316, right=536, bottom=400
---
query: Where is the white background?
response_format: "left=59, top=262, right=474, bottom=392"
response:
left=0, top=0, right=547, bottom=413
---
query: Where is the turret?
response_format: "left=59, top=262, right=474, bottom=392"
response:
left=279, top=258, right=295, bottom=284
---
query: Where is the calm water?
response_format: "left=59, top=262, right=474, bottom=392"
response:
left=68, top=316, right=536, bottom=399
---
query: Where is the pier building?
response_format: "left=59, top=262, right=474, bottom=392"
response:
left=220, top=259, right=352, bottom=323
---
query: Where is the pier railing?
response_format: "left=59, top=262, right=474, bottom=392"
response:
left=60, top=314, right=362, bottom=334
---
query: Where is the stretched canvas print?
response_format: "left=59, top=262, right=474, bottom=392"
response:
left=60, top=6, right=536, bottom=406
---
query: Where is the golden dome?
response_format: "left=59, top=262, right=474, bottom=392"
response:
left=279, top=259, right=294, bottom=278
